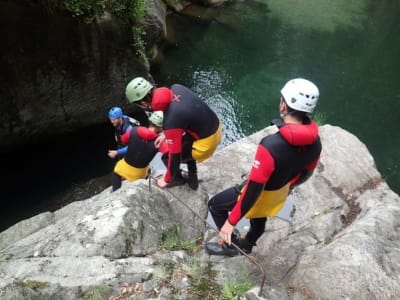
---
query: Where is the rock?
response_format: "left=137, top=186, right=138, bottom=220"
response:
left=0, top=125, right=399, bottom=299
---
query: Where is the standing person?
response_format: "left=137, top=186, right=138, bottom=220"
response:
left=111, top=111, right=167, bottom=192
left=205, top=78, right=322, bottom=256
left=107, top=106, right=139, bottom=160
left=125, top=77, right=222, bottom=190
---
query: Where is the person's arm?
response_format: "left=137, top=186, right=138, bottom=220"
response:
left=137, top=127, right=158, bottom=141
left=219, top=145, right=275, bottom=245
left=228, top=146, right=275, bottom=225
left=162, top=128, right=184, bottom=183
left=116, top=146, right=128, bottom=156
left=120, top=129, right=132, bottom=144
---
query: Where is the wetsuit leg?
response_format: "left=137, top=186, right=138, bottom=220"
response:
left=181, top=134, right=198, bottom=189
left=245, top=217, right=267, bottom=245
left=111, top=172, right=122, bottom=192
left=161, top=152, right=168, bottom=167
left=186, top=160, right=198, bottom=190
left=208, top=186, right=240, bottom=229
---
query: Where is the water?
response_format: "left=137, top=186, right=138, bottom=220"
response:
left=153, top=0, right=400, bottom=194
left=2, top=1, right=399, bottom=231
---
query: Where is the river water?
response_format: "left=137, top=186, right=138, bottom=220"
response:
left=1, top=0, right=399, bottom=231
left=153, top=0, right=400, bottom=191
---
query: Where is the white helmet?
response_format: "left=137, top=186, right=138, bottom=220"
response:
left=280, top=78, right=319, bottom=113
left=148, top=110, right=164, bottom=127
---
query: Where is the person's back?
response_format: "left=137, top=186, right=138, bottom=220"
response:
left=110, top=111, right=165, bottom=192
left=164, top=84, right=220, bottom=139
left=205, top=77, right=322, bottom=256
left=260, top=118, right=321, bottom=191
left=123, top=126, right=160, bottom=168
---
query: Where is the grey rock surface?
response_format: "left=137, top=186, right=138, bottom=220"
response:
left=0, top=124, right=399, bottom=299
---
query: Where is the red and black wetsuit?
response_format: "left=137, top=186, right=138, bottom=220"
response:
left=151, top=84, right=220, bottom=183
left=208, top=118, right=322, bottom=245
left=111, top=126, right=165, bottom=191
left=121, top=126, right=159, bottom=168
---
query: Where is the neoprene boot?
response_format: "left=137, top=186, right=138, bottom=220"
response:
left=205, top=242, right=238, bottom=257
left=166, top=172, right=186, bottom=188
left=205, top=230, right=254, bottom=256
left=186, top=160, right=199, bottom=190
left=232, top=236, right=253, bottom=254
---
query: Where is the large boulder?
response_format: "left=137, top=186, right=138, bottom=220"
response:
left=0, top=124, right=399, bottom=299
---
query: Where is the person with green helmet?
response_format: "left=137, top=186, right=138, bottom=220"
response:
left=205, top=78, right=322, bottom=256
left=125, top=77, right=222, bottom=190
left=107, top=106, right=139, bottom=160
left=111, top=110, right=167, bottom=192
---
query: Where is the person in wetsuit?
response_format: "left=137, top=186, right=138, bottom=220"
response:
left=111, top=111, right=167, bottom=192
left=205, top=78, right=322, bottom=256
left=107, top=106, right=139, bottom=160
left=125, top=77, right=222, bottom=190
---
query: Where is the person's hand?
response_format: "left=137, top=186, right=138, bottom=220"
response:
left=154, top=134, right=166, bottom=148
left=219, top=220, right=235, bottom=245
left=157, top=177, right=168, bottom=188
left=107, top=150, right=118, bottom=159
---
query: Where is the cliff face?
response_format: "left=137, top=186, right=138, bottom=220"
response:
left=0, top=125, right=399, bottom=299
left=0, top=1, right=155, bottom=152
left=0, top=0, right=225, bottom=153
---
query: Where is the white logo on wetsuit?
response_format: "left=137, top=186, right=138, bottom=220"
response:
left=166, top=139, right=173, bottom=144
left=253, top=160, right=260, bottom=169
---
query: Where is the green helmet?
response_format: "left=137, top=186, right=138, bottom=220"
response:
left=148, top=110, right=164, bottom=127
left=125, top=77, right=153, bottom=103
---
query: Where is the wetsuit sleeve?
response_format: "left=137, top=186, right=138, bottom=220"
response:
left=228, top=145, right=275, bottom=225
left=290, top=156, right=320, bottom=188
left=137, top=127, right=158, bottom=141
left=163, top=128, right=184, bottom=154
left=126, top=124, right=133, bottom=132
left=158, top=140, right=168, bottom=153
left=120, top=130, right=132, bottom=145
left=117, top=146, right=128, bottom=156
left=163, top=128, right=185, bottom=183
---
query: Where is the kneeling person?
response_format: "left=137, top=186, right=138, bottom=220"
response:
left=111, top=111, right=166, bottom=191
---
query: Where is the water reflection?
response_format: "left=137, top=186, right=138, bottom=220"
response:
left=191, top=68, right=246, bottom=146
left=154, top=0, right=400, bottom=194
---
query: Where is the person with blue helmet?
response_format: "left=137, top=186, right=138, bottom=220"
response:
left=107, top=106, right=139, bottom=159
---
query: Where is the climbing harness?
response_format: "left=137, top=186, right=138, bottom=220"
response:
left=148, top=173, right=266, bottom=297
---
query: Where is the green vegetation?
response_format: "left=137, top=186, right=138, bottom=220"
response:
left=313, top=111, right=327, bottom=126
left=160, top=225, right=201, bottom=254
left=218, top=262, right=253, bottom=299
left=23, top=280, right=50, bottom=290
left=46, top=0, right=147, bottom=57
left=185, top=260, right=222, bottom=299
left=222, top=282, right=252, bottom=299
left=82, top=287, right=106, bottom=300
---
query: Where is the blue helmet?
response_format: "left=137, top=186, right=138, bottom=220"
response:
left=108, top=107, right=123, bottom=119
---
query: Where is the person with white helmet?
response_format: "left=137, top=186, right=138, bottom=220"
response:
left=205, top=78, right=322, bottom=256
left=107, top=106, right=139, bottom=160
left=125, top=76, right=222, bottom=190
left=111, top=111, right=167, bottom=192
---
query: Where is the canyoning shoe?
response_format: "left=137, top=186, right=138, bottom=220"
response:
left=205, top=242, right=239, bottom=257
left=187, top=172, right=199, bottom=190
left=232, top=237, right=253, bottom=254
left=231, top=229, right=253, bottom=254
